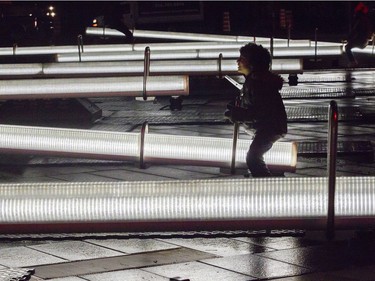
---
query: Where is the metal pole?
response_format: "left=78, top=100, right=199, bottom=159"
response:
left=77, top=35, right=84, bottom=62
left=314, top=28, right=318, bottom=63
left=327, top=100, right=338, bottom=240
left=231, top=122, right=240, bottom=174
left=143, top=46, right=151, bottom=101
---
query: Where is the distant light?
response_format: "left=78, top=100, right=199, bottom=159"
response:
left=49, top=6, right=54, bottom=11
left=50, top=12, right=56, bottom=17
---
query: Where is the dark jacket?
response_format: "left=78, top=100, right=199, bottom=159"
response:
left=242, top=71, right=287, bottom=135
left=347, top=12, right=372, bottom=48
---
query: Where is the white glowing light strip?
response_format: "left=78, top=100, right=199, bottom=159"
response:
left=0, top=75, right=189, bottom=99
left=0, top=177, right=374, bottom=228
left=273, top=46, right=343, bottom=56
left=131, top=40, right=314, bottom=51
left=56, top=46, right=320, bottom=61
left=55, top=53, right=302, bottom=74
left=0, top=44, right=133, bottom=56
left=0, top=60, right=234, bottom=77
left=0, top=124, right=296, bottom=171
left=144, top=134, right=297, bottom=170
left=0, top=59, right=300, bottom=77
left=88, top=27, right=267, bottom=42
left=0, top=41, right=328, bottom=57
left=352, top=45, right=375, bottom=55
left=0, top=125, right=140, bottom=160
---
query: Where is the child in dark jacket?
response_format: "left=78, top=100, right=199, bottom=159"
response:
left=228, top=43, right=287, bottom=177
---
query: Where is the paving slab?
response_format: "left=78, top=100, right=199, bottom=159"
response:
left=144, top=261, right=255, bottom=281
left=33, top=247, right=217, bottom=279
left=203, top=253, right=310, bottom=279
left=29, top=240, right=123, bottom=261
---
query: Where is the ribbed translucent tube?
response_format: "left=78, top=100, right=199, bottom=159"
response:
left=0, top=59, right=300, bottom=77
left=144, top=134, right=297, bottom=170
left=0, top=60, right=239, bottom=77
left=0, top=177, right=374, bottom=230
left=0, top=75, right=189, bottom=99
left=0, top=124, right=297, bottom=170
left=0, top=125, right=140, bottom=161
left=55, top=47, right=308, bottom=62
left=0, top=40, right=341, bottom=56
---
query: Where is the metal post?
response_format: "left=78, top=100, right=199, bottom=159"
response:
left=77, top=35, right=84, bottom=62
left=270, top=37, right=274, bottom=58
left=218, top=53, right=223, bottom=79
left=143, top=47, right=151, bottom=101
left=314, top=28, right=318, bottom=63
left=327, top=100, right=338, bottom=240
left=12, top=43, right=17, bottom=56
left=230, top=122, right=240, bottom=174
left=140, top=121, right=149, bottom=169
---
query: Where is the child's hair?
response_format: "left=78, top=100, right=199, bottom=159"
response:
left=240, top=43, right=271, bottom=71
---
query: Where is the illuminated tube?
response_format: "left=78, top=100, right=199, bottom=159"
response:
left=131, top=40, right=314, bottom=51
left=55, top=53, right=303, bottom=74
left=352, top=45, right=375, bottom=55
left=0, top=75, right=189, bottom=99
left=0, top=40, right=339, bottom=56
left=273, top=46, right=343, bottom=56
left=87, top=27, right=268, bottom=42
left=0, top=124, right=297, bottom=172
left=0, top=44, right=133, bottom=56
left=0, top=59, right=302, bottom=77
left=0, top=177, right=374, bottom=234
left=56, top=46, right=324, bottom=61
left=1, top=60, right=239, bottom=77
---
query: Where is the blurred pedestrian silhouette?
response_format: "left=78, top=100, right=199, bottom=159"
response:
left=94, top=2, right=134, bottom=43
left=345, top=2, right=373, bottom=67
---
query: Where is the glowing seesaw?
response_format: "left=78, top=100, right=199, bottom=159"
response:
left=0, top=123, right=297, bottom=173
left=0, top=75, right=189, bottom=100
left=0, top=58, right=303, bottom=78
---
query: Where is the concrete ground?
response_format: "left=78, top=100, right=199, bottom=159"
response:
left=0, top=67, right=375, bottom=280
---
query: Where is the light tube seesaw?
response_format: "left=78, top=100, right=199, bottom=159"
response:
left=0, top=123, right=297, bottom=172
left=352, top=45, right=375, bottom=55
left=54, top=53, right=303, bottom=75
left=88, top=27, right=272, bottom=42
left=0, top=177, right=374, bottom=234
left=0, top=59, right=302, bottom=78
left=0, top=75, right=189, bottom=99
left=0, top=40, right=327, bottom=56
left=56, top=46, right=339, bottom=62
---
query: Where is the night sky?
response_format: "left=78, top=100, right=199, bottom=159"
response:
left=1, top=1, right=373, bottom=45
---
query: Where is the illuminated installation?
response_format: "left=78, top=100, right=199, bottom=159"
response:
left=0, top=124, right=297, bottom=171
left=0, top=177, right=374, bottom=233
left=0, top=59, right=302, bottom=77
left=0, top=75, right=189, bottom=99
left=55, top=46, right=334, bottom=61
left=0, top=40, right=341, bottom=56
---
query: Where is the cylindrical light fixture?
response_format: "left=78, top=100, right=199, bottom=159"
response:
left=55, top=53, right=303, bottom=74
left=0, top=177, right=374, bottom=234
left=0, top=75, right=189, bottom=99
left=0, top=124, right=297, bottom=171
left=0, top=41, right=339, bottom=57
left=56, top=46, right=322, bottom=61
left=0, top=59, right=301, bottom=77
left=87, top=27, right=263, bottom=42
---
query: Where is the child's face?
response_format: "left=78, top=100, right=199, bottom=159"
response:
left=237, top=55, right=251, bottom=76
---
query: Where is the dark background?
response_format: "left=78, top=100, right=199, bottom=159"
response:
left=1, top=1, right=374, bottom=46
